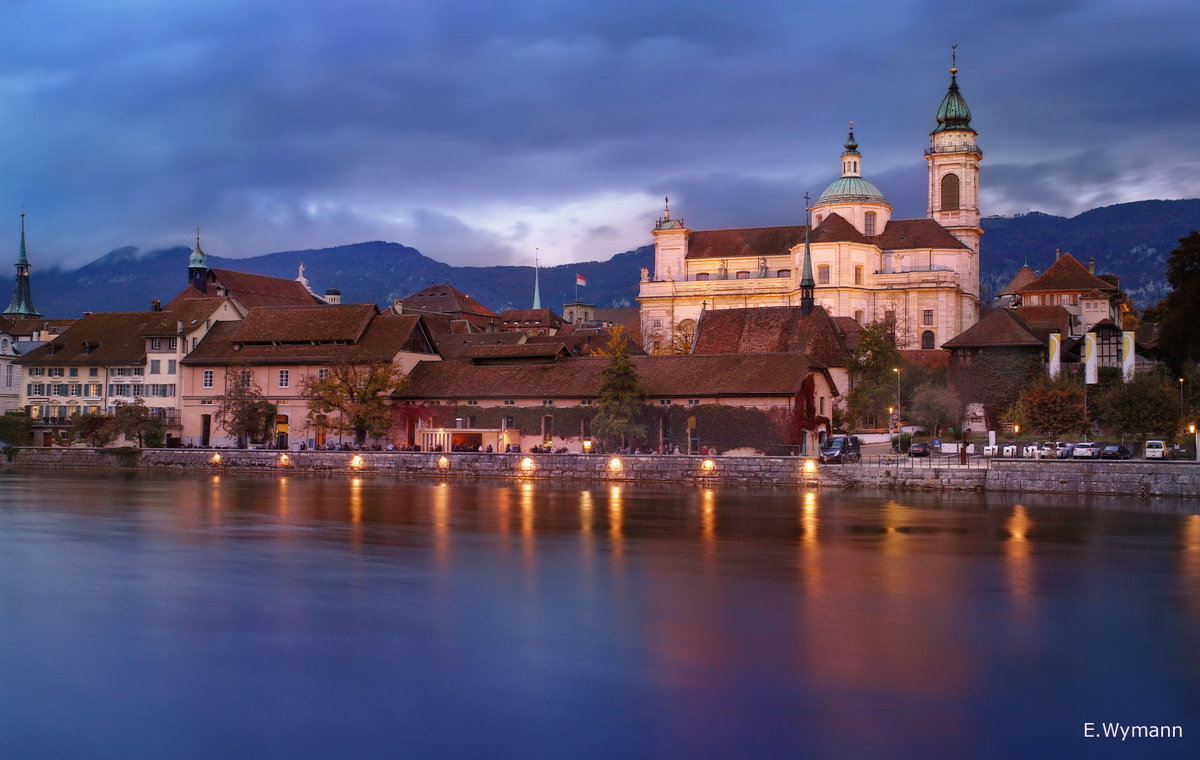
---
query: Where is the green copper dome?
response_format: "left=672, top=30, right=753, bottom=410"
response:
left=816, top=176, right=888, bottom=205
left=932, top=69, right=974, bottom=135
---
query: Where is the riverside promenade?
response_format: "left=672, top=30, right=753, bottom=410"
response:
left=10, top=447, right=1200, bottom=499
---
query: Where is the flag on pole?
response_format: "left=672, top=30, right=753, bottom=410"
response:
left=576, top=273, right=587, bottom=287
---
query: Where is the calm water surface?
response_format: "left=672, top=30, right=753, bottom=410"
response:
left=1, top=469, right=1198, bottom=759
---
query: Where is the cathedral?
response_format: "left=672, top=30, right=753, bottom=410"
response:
left=638, top=61, right=982, bottom=352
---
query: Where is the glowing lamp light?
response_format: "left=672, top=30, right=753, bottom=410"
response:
left=609, top=457, right=622, bottom=472
left=277, top=453, right=291, bottom=467
left=701, top=459, right=716, bottom=472
left=520, top=457, right=535, bottom=472
left=1191, top=424, right=1197, bottom=435
left=803, top=458, right=816, bottom=473
left=582, top=439, right=593, bottom=453
left=438, top=455, right=450, bottom=470
left=209, top=453, right=222, bottom=465
left=349, top=454, right=365, bottom=470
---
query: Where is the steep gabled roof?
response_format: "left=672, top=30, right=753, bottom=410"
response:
left=691, top=305, right=848, bottom=368
left=874, top=219, right=970, bottom=250
left=811, top=213, right=869, bottom=244
left=942, top=308, right=1045, bottom=349
left=998, top=265, right=1039, bottom=296
left=142, top=298, right=231, bottom=336
left=497, top=308, right=566, bottom=327
left=1017, top=253, right=1116, bottom=294
left=167, top=269, right=321, bottom=309
left=400, top=284, right=497, bottom=318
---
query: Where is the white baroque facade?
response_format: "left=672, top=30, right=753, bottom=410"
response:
left=639, top=65, right=982, bottom=352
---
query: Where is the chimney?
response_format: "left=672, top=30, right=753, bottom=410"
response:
left=151, top=299, right=162, bottom=311
left=1089, top=257, right=1095, bottom=273
left=392, top=299, right=403, bottom=314
left=1055, top=248, right=1061, bottom=260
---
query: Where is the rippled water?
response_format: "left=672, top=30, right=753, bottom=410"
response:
left=1, top=469, right=1198, bottom=759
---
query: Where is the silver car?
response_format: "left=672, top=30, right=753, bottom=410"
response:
left=1072, top=441, right=1099, bottom=458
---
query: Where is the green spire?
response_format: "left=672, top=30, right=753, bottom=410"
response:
left=842, top=122, right=860, bottom=156
left=932, top=45, right=975, bottom=135
left=188, top=227, right=207, bottom=269
left=532, top=250, right=542, bottom=310
left=800, top=194, right=815, bottom=316
left=4, top=211, right=40, bottom=319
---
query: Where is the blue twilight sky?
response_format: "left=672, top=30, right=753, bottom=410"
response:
left=2, top=0, right=1199, bottom=270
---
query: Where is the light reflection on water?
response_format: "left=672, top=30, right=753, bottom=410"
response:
left=1, top=469, right=1198, bottom=760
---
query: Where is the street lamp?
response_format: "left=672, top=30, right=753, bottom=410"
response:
left=893, top=368, right=901, bottom=430
left=1181, top=378, right=1187, bottom=417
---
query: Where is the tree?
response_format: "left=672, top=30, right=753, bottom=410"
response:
left=108, top=399, right=153, bottom=447
left=1091, top=370, right=1181, bottom=441
left=301, top=361, right=408, bottom=445
left=909, top=381, right=962, bottom=437
left=1020, top=378, right=1086, bottom=439
left=845, top=320, right=903, bottom=428
left=68, top=413, right=115, bottom=447
left=950, top=349, right=1044, bottom=431
left=667, top=318, right=697, bottom=355
left=215, top=369, right=277, bottom=448
left=591, top=326, right=647, bottom=449
left=1151, top=231, right=1200, bottom=366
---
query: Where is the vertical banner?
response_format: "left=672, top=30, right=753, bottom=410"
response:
left=1084, top=332, right=1098, bottom=385
left=1048, top=333, right=1061, bottom=379
left=1121, top=331, right=1136, bottom=382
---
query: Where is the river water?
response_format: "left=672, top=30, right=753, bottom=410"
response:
left=1, top=469, right=1197, bottom=759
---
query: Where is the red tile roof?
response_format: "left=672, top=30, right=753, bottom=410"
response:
left=229, top=304, right=377, bottom=344
left=998, top=265, right=1039, bottom=296
left=396, top=354, right=828, bottom=401
left=184, top=311, right=435, bottom=365
left=1013, top=305, right=1073, bottom=337
left=941, top=308, right=1045, bottom=349
left=168, top=269, right=321, bottom=309
left=874, top=219, right=970, bottom=251
left=685, top=226, right=808, bottom=260
left=691, top=305, right=848, bottom=367
left=18, top=312, right=163, bottom=366
left=497, top=308, right=566, bottom=327
left=400, top=284, right=497, bottom=319
left=1017, top=253, right=1116, bottom=294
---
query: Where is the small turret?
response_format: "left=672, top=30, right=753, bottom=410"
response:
left=188, top=228, right=208, bottom=291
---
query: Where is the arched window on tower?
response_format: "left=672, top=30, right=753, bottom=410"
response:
left=921, top=330, right=936, bottom=350
left=864, top=212, right=877, bottom=236
left=940, top=173, right=961, bottom=211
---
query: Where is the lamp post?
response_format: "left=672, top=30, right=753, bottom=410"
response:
left=1181, top=378, right=1187, bottom=417
left=893, top=367, right=901, bottom=429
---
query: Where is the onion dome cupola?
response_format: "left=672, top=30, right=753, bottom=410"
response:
left=815, top=124, right=890, bottom=207
left=188, top=228, right=209, bottom=289
left=932, top=48, right=975, bottom=135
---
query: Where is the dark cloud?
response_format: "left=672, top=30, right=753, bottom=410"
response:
left=1, top=0, right=1198, bottom=270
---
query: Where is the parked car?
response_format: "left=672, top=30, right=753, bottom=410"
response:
left=1145, top=440, right=1167, bottom=459
left=819, top=435, right=861, bottom=464
left=1169, top=444, right=1191, bottom=460
left=1037, top=441, right=1069, bottom=459
left=1072, top=442, right=1100, bottom=459
left=1099, top=444, right=1132, bottom=460
left=908, top=441, right=932, bottom=457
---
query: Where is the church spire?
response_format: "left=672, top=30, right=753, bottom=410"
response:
left=800, top=193, right=815, bottom=316
left=933, top=44, right=975, bottom=135
left=532, top=250, right=542, bottom=310
left=3, top=212, right=41, bottom=320
left=188, top=227, right=209, bottom=290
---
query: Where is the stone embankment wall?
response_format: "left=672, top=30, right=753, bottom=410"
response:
left=8, top=447, right=980, bottom=492
left=9, top=448, right=1200, bottom=497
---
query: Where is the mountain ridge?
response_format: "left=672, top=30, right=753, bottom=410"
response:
left=5, top=199, right=1199, bottom=318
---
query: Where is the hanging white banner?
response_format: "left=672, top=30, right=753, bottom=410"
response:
left=1048, top=333, right=1061, bottom=379
left=1121, top=331, right=1136, bottom=382
left=1084, top=332, right=1098, bottom=385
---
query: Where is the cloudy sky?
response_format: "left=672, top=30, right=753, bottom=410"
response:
left=2, top=0, right=1198, bottom=270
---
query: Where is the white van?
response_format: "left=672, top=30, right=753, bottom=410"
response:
left=1145, top=440, right=1166, bottom=459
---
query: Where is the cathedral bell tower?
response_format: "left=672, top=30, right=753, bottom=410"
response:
left=188, top=229, right=208, bottom=292
left=926, top=47, right=982, bottom=259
